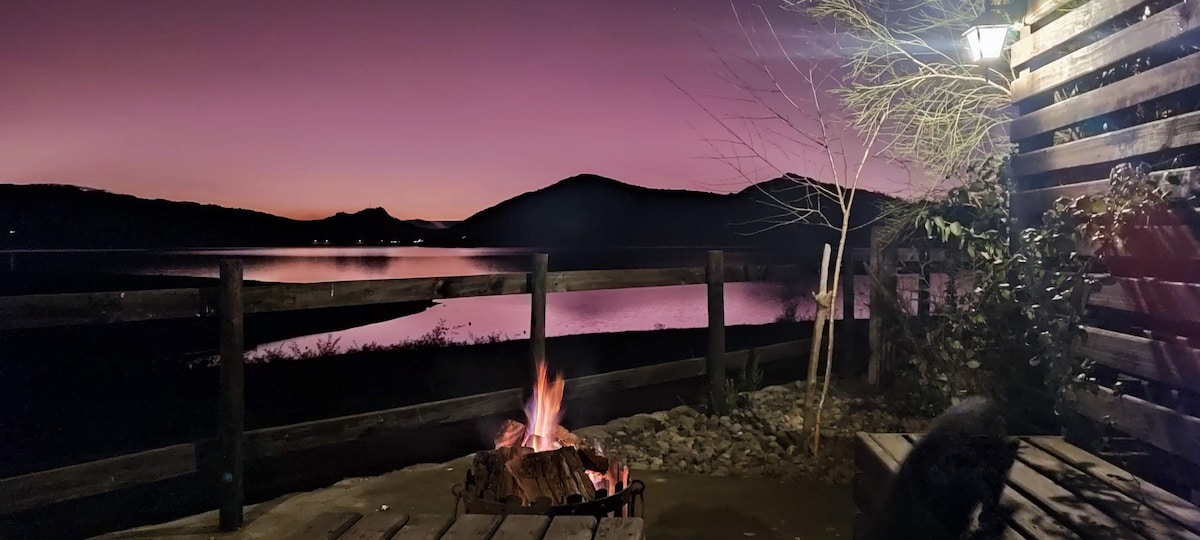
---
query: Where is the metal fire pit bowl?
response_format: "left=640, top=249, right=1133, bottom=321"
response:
left=452, top=472, right=646, bottom=519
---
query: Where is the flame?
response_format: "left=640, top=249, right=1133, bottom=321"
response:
left=493, top=358, right=627, bottom=492
left=523, top=360, right=565, bottom=453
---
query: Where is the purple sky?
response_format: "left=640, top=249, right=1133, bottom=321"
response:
left=0, top=0, right=914, bottom=220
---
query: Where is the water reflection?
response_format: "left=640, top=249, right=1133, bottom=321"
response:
left=14, top=247, right=873, bottom=352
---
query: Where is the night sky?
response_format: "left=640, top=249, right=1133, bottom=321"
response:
left=1, top=0, right=914, bottom=220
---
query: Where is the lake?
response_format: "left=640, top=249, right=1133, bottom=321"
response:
left=12, top=246, right=875, bottom=352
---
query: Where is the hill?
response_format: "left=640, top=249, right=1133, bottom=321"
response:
left=0, top=176, right=893, bottom=250
left=443, top=173, right=891, bottom=250
left=0, top=185, right=427, bottom=248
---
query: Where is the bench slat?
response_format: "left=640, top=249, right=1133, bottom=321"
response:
left=853, top=432, right=898, bottom=516
left=594, top=517, right=644, bottom=540
left=392, top=514, right=456, bottom=540
left=907, top=434, right=1130, bottom=539
left=440, top=514, right=502, bottom=540
left=489, top=515, right=551, bottom=540
left=298, top=511, right=361, bottom=540
left=1027, top=436, right=1200, bottom=535
left=1016, top=441, right=1200, bottom=539
left=338, top=512, right=411, bottom=540
left=542, top=516, right=597, bottom=540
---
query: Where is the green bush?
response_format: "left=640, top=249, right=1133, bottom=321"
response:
left=877, top=157, right=1169, bottom=428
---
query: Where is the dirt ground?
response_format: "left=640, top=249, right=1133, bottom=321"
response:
left=94, top=454, right=856, bottom=540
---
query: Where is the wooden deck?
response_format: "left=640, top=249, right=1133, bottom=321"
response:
left=296, top=512, right=643, bottom=540
left=854, top=433, right=1200, bottom=539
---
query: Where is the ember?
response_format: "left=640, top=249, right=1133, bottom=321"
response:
left=457, top=359, right=640, bottom=517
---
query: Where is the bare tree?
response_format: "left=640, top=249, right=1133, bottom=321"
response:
left=673, top=3, right=890, bottom=456
left=784, top=0, right=1013, bottom=178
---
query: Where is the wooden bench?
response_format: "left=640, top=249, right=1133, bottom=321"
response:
left=853, top=433, right=1200, bottom=539
left=295, top=512, right=644, bottom=540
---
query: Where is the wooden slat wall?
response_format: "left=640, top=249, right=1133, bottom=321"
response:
left=1009, top=0, right=1200, bottom=486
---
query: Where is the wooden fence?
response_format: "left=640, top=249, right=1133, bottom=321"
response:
left=1007, top=0, right=1200, bottom=498
left=0, top=250, right=866, bottom=528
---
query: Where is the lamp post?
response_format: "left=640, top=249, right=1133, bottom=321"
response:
left=962, top=0, right=1023, bottom=64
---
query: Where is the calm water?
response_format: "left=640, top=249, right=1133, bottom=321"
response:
left=15, top=247, right=875, bottom=351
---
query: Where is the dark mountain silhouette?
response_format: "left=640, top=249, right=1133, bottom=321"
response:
left=0, top=185, right=429, bottom=248
left=444, top=173, right=892, bottom=250
left=0, top=175, right=894, bottom=250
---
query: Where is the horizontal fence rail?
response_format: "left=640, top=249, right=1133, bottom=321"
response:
left=1, top=249, right=852, bottom=527
left=0, top=263, right=818, bottom=331
left=0, top=338, right=809, bottom=514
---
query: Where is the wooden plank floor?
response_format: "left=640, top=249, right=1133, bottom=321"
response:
left=294, top=512, right=643, bottom=540
left=855, top=433, right=1200, bottom=539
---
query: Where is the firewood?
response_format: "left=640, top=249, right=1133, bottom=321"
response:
left=555, top=425, right=581, bottom=447
left=494, top=419, right=526, bottom=448
left=505, top=446, right=596, bottom=505
left=470, top=446, right=530, bottom=501
left=577, top=446, right=609, bottom=473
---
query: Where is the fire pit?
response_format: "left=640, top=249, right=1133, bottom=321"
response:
left=452, top=361, right=645, bottom=518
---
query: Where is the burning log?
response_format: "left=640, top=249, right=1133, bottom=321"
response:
left=505, top=446, right=597, bottom=505
left=494, top=419, right=583, bottom=450
left=577, top=445, right=609, bottom=473
left=471, top=446, right=531, bottom=502
left=494, top=419, right=526, bottom=449
left=467, top=360, right=631, bottom=511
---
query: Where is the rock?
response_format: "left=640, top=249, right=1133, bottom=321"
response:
left=570, top=380, right=931, bottom=486
left=629, top=413, right=668, bottom=431
left=572, top=425, right=610, bottom=441
left=669, top=405, right=699, bottom=418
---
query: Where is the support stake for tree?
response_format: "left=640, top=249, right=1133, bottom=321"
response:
left=529, top=253, right=548, bottom=383
left=218, top=260, right=245, bottom=532
left=706, top=250, right=727, bottom=415
left=803, top=244, right=832, bottom=447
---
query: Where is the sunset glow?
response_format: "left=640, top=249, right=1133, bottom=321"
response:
left=0, top=0, right=911, bottom=220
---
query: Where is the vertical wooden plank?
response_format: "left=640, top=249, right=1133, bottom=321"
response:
left=841, top=249, right=856, bottom=370
left=706, top=250, right=727, bottom=415
left=391, top=514, right=456, bottom=540
left=218, top=260, right=245, bottom=532
left=916, top=248, right=930, bottom=320
left=595, top=517, right=644, bottom=540
left=294, top=511, right=361, bottom=539
left=542, top=516, right=597, bottom=540
left=339, top=511, right=411, bottom=540
left=867, top=230, right=897, bottom=387
left=440, top=513, right=502, bottom=540
left=490, top=515, right=551, bottom=540
left=530, top=253, right=548, bottom=377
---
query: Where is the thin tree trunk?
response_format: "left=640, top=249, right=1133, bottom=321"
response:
left=812, top=213, right=852, bottom=457
left=802, top=244, right=833, bottom=448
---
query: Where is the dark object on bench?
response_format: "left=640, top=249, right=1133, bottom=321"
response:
left=859, top=397, right=1018, bottom=540
left=856, top=433, right=1200, bottom=539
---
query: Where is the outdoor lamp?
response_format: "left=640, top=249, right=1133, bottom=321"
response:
left=963, top=0, right=1021, bottom=63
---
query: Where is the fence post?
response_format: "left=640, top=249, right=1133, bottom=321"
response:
left=218, top=260, right=245, bottom=532
left=917, top=248, right=931, bottom=320
left=867, top=229, right=897, bottom=387
left=706, top=250, right=727, bottom=414
left=841, top=248, right=856, bottom=371
left=529, top=253, right=548, bottom=379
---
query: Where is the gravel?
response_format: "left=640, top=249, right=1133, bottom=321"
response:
left=570, top=380, right=931, bottom=485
